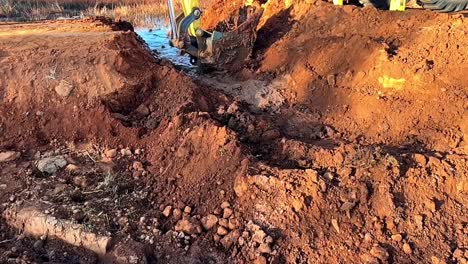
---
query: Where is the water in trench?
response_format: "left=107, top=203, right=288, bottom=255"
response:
left=136, top=27, right=195, bottom=70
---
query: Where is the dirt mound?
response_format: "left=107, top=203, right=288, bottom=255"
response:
left=0, top=5, right=467, bottom=264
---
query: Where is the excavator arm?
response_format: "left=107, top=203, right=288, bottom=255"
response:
left=166, top=0, right=263, bottom=70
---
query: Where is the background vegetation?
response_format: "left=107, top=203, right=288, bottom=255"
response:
left=0, top=0, right=178, bottom=26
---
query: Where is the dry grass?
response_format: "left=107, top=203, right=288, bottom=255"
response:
left=0, top=0, right=176, bottom=26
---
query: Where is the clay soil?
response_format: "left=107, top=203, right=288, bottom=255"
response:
left=0, top=2, right=467, bottom=264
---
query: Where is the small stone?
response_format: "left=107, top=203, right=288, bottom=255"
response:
left=391, top=234, right=403, bottom=242
left=323, top=171, right=334, bottom=181
left=252, top=229, right=267, bottom=244
left=327, top=74, right=336, bottom=86
left=174, top=219, right=201, bottom=235
left=73, top=176, right=89, bottom=188
left=370, top=244, right=389, bottom=261
left=223, top=208, right=233, bottom=218
left=33, top=240, right=44, bottom=251
left=238, top=237, right=245, bottom=246
left=173, top=209, right=182, bottom=221
left=218, top=218, right=229, bottom=228
left=121, top=148, right=132, bottom=156
left=414, top=215, right=424, bottom=229
left=162, top=206, right=172, bottom=217
left=253, top=256, right=267, bottom=264
left=220, top=202, right=230, bottom=209
left=73, top=210, right=86, bottom=222
left=331, top=219, right=340, bottom=233
left=135, top=104, right=150, bottom=117
left=403, top=243, right=412, bottom=254
left=426, top=199, right=437, bottom=212
left=257, top=243, right=272, bottom=254
left=228, top=218, right=239, bottom=230
left=55, top=80, right=73, bottom=97
left=201, top=214, right=218, bottom=230
left=431, top=256, right=446, bottom=264
left=292, top=198, right=303, bottom=212
left=132, top=161, right=144, bottom=171
left=306, top=169, right=319, bottom=183
left=0, top=151, right=20, bottom=163
left=217, top=226, right=228, bottom=236
left=361, top=253, right=379, bottom=263
left=213, top=234, right=221, bottom=242
left=183, top=206, right=192, bottom=214
left=319, top=179, right=327, bottom=192
left=220, top=231, right=239, bottom=249
left=413, top=153, right=427, bottom=166
left=104, top=149, right=117, bottom=158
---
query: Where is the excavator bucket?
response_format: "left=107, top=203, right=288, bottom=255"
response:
left=207, top=8, right=264, bottom=71
left=167, top=1, right=263, bottom=71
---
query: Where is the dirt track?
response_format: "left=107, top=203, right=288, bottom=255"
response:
left=0, top=2, right=467, bottom=264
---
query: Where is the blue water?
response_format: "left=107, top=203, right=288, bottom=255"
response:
left=136, top=27, right=194, bottom=69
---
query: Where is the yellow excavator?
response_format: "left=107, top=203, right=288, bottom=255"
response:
left=167, top=0, right=466, bottom=70
left=166, top=0, right=263, bottom=71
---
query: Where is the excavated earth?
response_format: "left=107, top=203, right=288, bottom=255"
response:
left=0, top=2, right=467, bottom=264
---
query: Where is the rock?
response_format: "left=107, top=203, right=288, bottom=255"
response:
left=220, top=202, right=230, bottom=209
left=201, top=214, right=218, bottom=230
left=223, top=208, right=233, bottom=218
left=37, top=156, right=68, bottom=174
left=370, top=244, right=389, bottom=261
left=162, top=206, right=172, bottom=217
left=403, top=243, right=412, bottom=254
left=105, top=149, right=117, bottom=159
left=0, top=151, right=20, bottom=163
left=55, top=80, right=74, bottom=97
left=174, top=219, right=201, bottom=235
left=132, top=161, right=144, bottom=171
left=217, top=226, right=228, bottom=236
left=391, top=234, right=403, bottom=242
left=173, top=209, right=182, bottom=221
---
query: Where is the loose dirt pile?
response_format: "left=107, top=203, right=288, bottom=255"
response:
left=0, top=2, right=467, bottom=264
